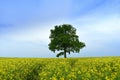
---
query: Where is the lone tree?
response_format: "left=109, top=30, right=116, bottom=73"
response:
left=48, top=24, right=85, bottom=58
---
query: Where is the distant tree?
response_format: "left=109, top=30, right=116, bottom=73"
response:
left=48, top=24, right=85, bottom=58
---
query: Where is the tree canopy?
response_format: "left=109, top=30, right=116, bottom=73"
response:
left=48, top=24, right=85, bottom=58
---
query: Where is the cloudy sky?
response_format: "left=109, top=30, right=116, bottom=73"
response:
left=0, top=0, right=120, bottom=57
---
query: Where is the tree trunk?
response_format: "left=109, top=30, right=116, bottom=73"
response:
left=64, top=52, right=67, bottom=58
left=64, top=49, right=67, bottom=58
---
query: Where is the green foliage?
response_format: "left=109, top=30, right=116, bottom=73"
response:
left=0, top=57, right=120, bottom=80
left=48, top=24, right=85, bottom=58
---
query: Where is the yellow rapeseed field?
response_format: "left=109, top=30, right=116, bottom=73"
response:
left=0, top=57, right=120, bottom=80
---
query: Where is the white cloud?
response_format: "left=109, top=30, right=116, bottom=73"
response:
left=74, top=14, right=119, bottom=36
left=3, top=20, right=70, bottom=45
left=3, top=24, right=50, bottom=44
left=72, top=14, right=120, bottom=55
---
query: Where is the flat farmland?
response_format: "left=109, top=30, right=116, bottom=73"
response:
left=0, top=57, right=120, bottom=80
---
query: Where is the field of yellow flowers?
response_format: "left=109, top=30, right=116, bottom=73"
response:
left=0, top=57, right=120, bottom=80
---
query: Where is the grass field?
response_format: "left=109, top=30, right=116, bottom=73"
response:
left=0, top=57, right=120, bottom=80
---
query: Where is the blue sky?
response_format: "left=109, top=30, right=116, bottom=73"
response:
left=0, top=0, right=120, bottom=57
